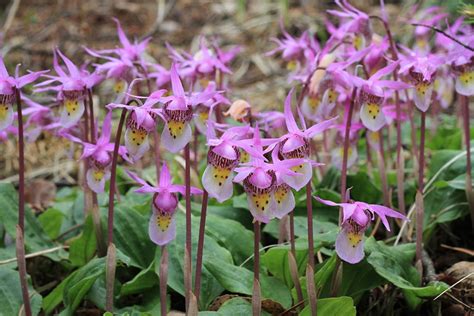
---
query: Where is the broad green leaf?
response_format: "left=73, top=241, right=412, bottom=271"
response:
left=205, top=214, right=254, bottom=265
left=211, top=297, right=270, bottom=316
left=263, top=216, right=338, bottom=240
left=38, top=208, right=64, bottom=239
left=109, top=203, right=155, bottom=269
left=205, top=258, right=292, bottom=309
left=120, top=259, right=158, bottom=296
left=115, top=286, right=163, bottom=315
left=299, top=296, right=356, bottom=316
left=42, top=272, right=74, bottom=314
left=68, top=215, right=97, bottom=267
left=365, top=238, right=449, bottom=309
left=0, top=183, right=64, bottom=261
left=160, top=212, right=232, bottom=309
left=338, top=260, right=385, bottom=303
left=63, top=257, right=105, bottom=315
left=295, top=254, right=336, bottom=301
left=347, top=171, right=382, bottom=204
left=261, top=246, right=307, bottom=288
left=0, top=267, right=42, bottom=316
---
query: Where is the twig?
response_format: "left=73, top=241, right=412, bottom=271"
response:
left=411, top=23, right=474, bottom=52
left=434, top=272, right=474, bottom=300
left=0, top=245, right=68, bottom=265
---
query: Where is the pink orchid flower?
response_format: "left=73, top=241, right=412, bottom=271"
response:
left=62, top=111, right=129, bottom=193
left=127, top=163, right=202, bottom=246
left=234, top=125, right=304, bottom=223
left=272, top=89, right=335, bottom=191
left=35, top=49, right=102, bottom=128
left=108, top=89, right=166, bottom=162
left=158, top=64, right=214, bottom=153
left=0, top=57, right=47, bottom=131
left=315, top=191, right=408, bottom=264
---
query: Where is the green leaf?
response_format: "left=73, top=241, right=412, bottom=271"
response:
left=205, top=258, right=292, bottom=309
left=109, top=203, right=155, bottom=269
left=338, top=260, right=385, bottom=303
left=299, top=296, right=356, bottom=316
left=160, top=212, right=232, bottom=309
left=365, top=238, right=449, bottom=309
left=38, top=208, right=65, bottom=239
left=0, top=183, right=64, bottom=261
left=0, top=266, right=42, bottom=316
left=347, top=171, right=382, bottom=204
left=42, top=272, right=74, bottom=314
left=62, top=257, right=106, bottom=315
left=120, top=259, right=158, bottom=296
left=261, top=246, right=307, bottom=288
left=68, top=215, right=97, bottom=267
left=263, top=216, right=338, bottom=240
left=205, top=214, right=254, bottom=265
left=214, top=298, right=270, bottom=316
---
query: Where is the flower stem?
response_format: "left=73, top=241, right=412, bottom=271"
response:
left=15, top=88, right=32, bottom=316
left=153, top=128, right=161, bottom=181
left=105, top=105, right=129, bottom=312
left=160, top=245, right=169, bottom=316
left=416, top=110, right=426, bottom=269
left=252, top=221, right=261, bottom=316
left=306, top=182, right=315, bottom=270
left=460, top=95, right=474, bottom=228
left=377, top=130, right=390, bottom=207
left=184, top=144, right=192, bottom=312
left=194, top=190, right=209, bottom=304
left=370, top=14, right=406, bottom=214
left=340, top=89, right=357, bottom=205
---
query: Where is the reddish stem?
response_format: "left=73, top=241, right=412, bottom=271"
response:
left=160, top=246, right=169, bottom=316
left=340, top=89, right=357, bottom=205
left=378, top=130, right=390, bottom=207
left=194, top=190, right=209, bottom=304
left=253, top=221, right=260, bottom=283
left=15, top=88, right=32, bottom=316
left=306, top=182, right=315, bottom=270
left=418, top=111, right=426, bottom=192
left=289, top=211, right=296, bottom=256
left=461, top=95, right=474, bottom=228
left=184, top=144, right=192, bottom=312
left=88, top=89, right=96, bottom=143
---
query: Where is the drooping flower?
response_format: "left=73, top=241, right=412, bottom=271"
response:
left=272, top=89, right=335, bottom=191
left=326, top=0, right=372, bottom=51
left=61, top=111, right=129, bottom=193
left=315, top=191, right=408, bottom=264
left=21, top=96, right=53, bottom=142
left=202, top=122, right=258, bottom=202
left=35, top=49, right=102, bottom=128
left=449, top=38, right=474, bottom=97
left=127, top=163, right=202, bottom=245
left=158, top=64, right=213, bottom=153
left=192, top=81, right=229, bottom=135
left=349, top=61, right=410, bottom=131
left=108, top=89, right=166, bottom=162
left=0, top=57, right=47, bottom=131
left=234, top=126, right=304, bottom=222
left=267, top=21, right=319, bottom=70
left=399, top=48, right=444, bottom=112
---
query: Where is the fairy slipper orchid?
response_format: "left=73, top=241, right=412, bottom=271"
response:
left=158, top=64, right=213, bottom=153
left=35, top=49, right=102, bottom=128
left=0, top=57, right=47, bottom=131
left=193, top=82, right=229, bottom=135
left=331, top=109, right=363, bottom=170
left=350, top=61, right=410, bottom=132
left=108, top=89, right=166, bottom=162
left=327, top=0, right=372, bottom=51
left=234, top=126, right=304, bottom=222
left=399, top=50, right=444, bottom=112
left=62, top=111, right=129, bottom=193
left=202, top=123, right=254, bottom=202
left=127, top=163, right=202, bottom=245
left=449, top=43, right=474, bottom=96
left=267, top=21, right=319, bottom=70
left=275, top=89, right=335, bottom=191
left=315, top=192, right=408, bottom=264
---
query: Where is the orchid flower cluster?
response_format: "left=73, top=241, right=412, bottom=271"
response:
left=2, top=3, right=473, bottom=314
